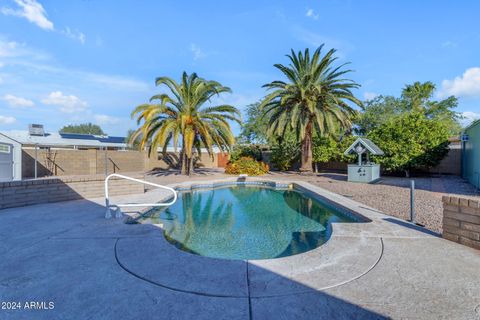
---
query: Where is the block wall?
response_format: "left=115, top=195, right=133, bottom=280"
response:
left=0, top=174, right=145, bottom=210
left=442, top=195, right=480, bottom=250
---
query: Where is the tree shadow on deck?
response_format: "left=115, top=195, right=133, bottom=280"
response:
left=147, top=167, right=225, bottom=177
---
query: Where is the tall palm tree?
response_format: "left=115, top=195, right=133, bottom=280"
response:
left=260, top=45, right=362, bottom=172
left=131, top=72, right=241, bottom=175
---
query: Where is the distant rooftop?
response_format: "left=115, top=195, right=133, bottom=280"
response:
left=0, top=130, right=127, bottom=149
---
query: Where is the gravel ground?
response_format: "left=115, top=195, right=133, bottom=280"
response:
left=269, top=172, right=480, bottom=234
left=147, top=169, right=480, bottom=234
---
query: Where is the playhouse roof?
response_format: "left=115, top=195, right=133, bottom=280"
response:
left=344, top=137, right=384, bottom=156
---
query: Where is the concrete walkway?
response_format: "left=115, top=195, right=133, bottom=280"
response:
left=0, top=178, right=479, bottom=319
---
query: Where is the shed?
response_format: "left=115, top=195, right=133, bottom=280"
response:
left=0, top=133, right=22, bottom=181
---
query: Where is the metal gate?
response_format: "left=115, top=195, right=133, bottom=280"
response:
left=0, top=143, right=13, bottom=181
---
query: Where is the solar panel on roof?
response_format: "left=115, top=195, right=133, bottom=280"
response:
left=59, top=133, right=126, bottom=143
left=98, top=136, right=125, bottom=143
left=59, top=133, right=97, bottom=140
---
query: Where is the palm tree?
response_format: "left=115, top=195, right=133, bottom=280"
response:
left=131, top=72, right=241, bottom=175
left=260, top=45, right=362, bottom=172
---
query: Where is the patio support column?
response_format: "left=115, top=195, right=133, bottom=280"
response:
left=34, top=143, right=38, bottom=179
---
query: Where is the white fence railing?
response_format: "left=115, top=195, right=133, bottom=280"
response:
left=104, top=173, right=177, bottom=219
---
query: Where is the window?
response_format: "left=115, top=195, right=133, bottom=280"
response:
left=0, top=144, right=10, bottom=153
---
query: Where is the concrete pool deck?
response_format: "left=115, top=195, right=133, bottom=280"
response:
left=0, top=178, right=479, bottom=319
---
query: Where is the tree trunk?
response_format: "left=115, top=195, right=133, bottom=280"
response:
left=187, top=152, right=194, bottom=176
left=299, top=122, right=313, bottom=173
left=180, top=149, right=188, bottom=175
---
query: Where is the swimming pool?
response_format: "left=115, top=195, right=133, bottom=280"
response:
left=138, top=184, right=360, bottom=260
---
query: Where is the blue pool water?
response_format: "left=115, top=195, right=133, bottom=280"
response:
left=139, top=185, right=358, bottom=260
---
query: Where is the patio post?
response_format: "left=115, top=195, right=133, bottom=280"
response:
left=410, top=180, right=415, bottom=223
left=34, top=143, right=38, bottom=179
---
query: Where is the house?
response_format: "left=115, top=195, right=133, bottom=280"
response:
left=0, top=124, right=127, bottom=181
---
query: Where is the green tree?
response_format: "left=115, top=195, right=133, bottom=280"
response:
left=130, top=72, right=241, bottom=176
left=355, top=96, right=403, bottom=135
left=356, top=82, right=461, bottom=135
left=368, top=111, right=450, bottom=177
left=260, top=45, right=362, bottom=172
left=230, top=144, right=263, bottom=162
left=270, top=133, right=301, bottom=171
left=125, top=129, right=142, bottom=149
left=402, top=81, right=461, bottom=134
left=59, top=123, right=105, bottom=135
left=312, top=136, right=338, bottom=163
left=237, top=102, right=269, bottom=144
left=312, top=135, right=356, bottom=168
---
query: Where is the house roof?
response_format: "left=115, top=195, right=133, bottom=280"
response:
left=344, top=137, right=384, bottom=156
left=0, top=130, right=127, bottom=148
left=464, top=119, right=480, bottom=132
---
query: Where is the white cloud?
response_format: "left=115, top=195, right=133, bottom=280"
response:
left=82, top=73, right=150, bottom=91
left=0, top=40, right=149, bottom=94
left=95, top=36, right=103, bottom=47
left=1, top=1, right=87, bottom=44
left=62, top=27, right=86, bottom=44
left=441, top=41, right=458, bottom=48
left=363, top=92, right=378, bottom=101
left=292, top=27, right=353, bottom=58
left=213, top=92, right=261, bottom=110
left=3, top=94, right=35, bottom=107
left=439, top=67, right=480, bottom=98
left=0, top=40, right=20, bottom=58
left=0, top=38, right=148, bottom=92
left=1, top=0, right=54, bottom=30
left=0, top=115, right=16, bottom=124
left=305, top=8, right=319, bottom=20
left=461, top=111, right=480, bottom=127
left=190, top=43, right=207, bottom=61
left=41, top=91, right=88, bottom=113
left=0, top=38, right=49, bottom=62
left=94, top=114, right=120, bottom=125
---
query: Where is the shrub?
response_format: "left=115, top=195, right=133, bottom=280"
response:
left=270, top=136, right=300, bottom=171
left=230, top=144, right=263, bottom=162
left=225, top=156, right=269, bottom=176
left=312, top=135, right=357, bottom=164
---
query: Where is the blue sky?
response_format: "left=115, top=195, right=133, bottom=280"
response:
left=0, top=0, right=479, bottom=136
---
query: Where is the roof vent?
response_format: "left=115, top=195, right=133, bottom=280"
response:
left=28, top=124, right=45, bottom=136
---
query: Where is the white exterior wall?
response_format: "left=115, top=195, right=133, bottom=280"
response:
left=0, top=133, right=22, bottom=181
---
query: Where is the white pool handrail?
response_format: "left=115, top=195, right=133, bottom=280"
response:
left=104, top=173, right=177, bottom=219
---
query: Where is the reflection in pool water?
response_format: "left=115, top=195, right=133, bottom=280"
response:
left=139, top=185, right=357, bottom=260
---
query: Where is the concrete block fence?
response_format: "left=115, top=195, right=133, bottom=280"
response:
left=0, top=173, right=145, bottom=210
left=21, top=149, right=219, bottom=179
left=442, top=195, right=480, bottom=250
